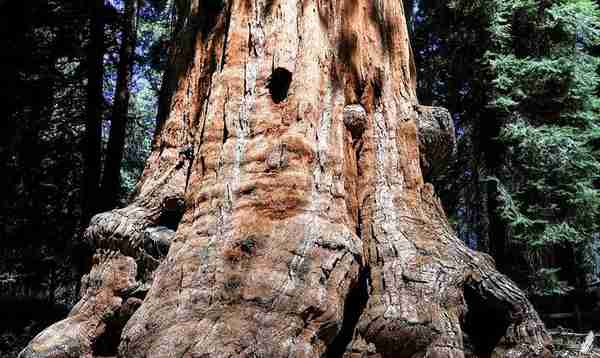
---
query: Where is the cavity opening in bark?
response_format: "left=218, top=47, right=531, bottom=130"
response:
left=91, top=319, right=121, bottom=356
left=266, top=67, right=292, bottom=104
left=158, top=197, right=185, bottom=231
left=463, top=283, right=511, bottom=357
left=92, top=288, right=147, bottom=357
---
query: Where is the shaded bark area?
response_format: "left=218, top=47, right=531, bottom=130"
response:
left=21, top=0, right=553, bottom=357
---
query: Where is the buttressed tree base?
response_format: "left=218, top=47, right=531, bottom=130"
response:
left=20, top=0, right=553, bottom=357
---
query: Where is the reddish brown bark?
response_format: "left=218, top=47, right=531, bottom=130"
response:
left=21, top=1, right=553, bottom=357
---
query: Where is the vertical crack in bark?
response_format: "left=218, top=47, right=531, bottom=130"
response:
left=222, top=118, right=229, bottom=144
left=323, top=104, right=371, bottom=358
left=222, top=88, right=230, bottom=144
left=354, top=140, right=363, bottom=176
left=184, top=158, right=193, bottom=193
left=325, top=265, right=370, bottom=358
left=220, top=0, right=233, bottom=72
left=200, top=155, right=206, bottom=177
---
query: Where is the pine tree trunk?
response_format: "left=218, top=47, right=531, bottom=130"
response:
left=82, top=0, right=106, bottom=221
left=100, top=0, right=139, bottom=211
left=21, top=0, right=553, bottom=357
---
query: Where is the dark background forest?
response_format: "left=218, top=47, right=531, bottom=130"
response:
left=1, top=0, right=599, bottom=355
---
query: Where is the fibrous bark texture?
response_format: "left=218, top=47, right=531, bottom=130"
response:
left=21, top=0, right=553, bottom=357
left=19, top=252, right=141, bottom=358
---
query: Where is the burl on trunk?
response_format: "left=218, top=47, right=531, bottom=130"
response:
left=20, top=0, right=553, bottom=357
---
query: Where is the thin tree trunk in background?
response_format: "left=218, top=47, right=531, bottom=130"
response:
left=481, top=113, right=509, bottom=274
left=404, top=0, right=416, bottom=39
left=23, top=69, right=55, bottom=242
left=82, top=0, right=106, bottom=222
left=100, top=0, right=139, bottom=210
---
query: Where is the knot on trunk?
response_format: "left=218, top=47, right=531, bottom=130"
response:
left=84, top=206, right=153, bottom=256
left=415, top=105, right=456, bottom=179
left=266, top=143, right=289, bottom=171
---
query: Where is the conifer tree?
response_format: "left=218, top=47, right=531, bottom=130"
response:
left=416, top=0, right=600, bottom=295
left=485, top=0, right=600, bottom=295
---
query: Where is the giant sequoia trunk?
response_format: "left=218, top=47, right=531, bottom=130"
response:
left=21, top=0, right=553, bottom=357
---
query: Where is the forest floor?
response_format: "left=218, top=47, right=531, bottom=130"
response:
left=552, top=329, right=600, bottom=357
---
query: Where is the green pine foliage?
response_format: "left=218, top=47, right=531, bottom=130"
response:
left=474, top=0, right=600, bottom=294
left=415, top=0, right=600, bottom=295
left=119, top=0, right=173, bottom=200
